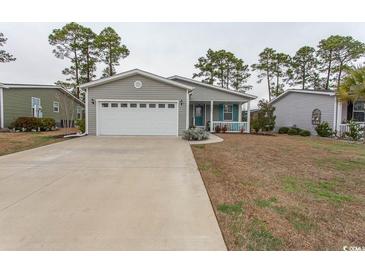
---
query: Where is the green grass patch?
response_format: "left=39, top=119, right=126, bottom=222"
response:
left=281, top=176, right=353, bottom=204
left=305, top=180, right=353, bottom=203
left=193, top=144, right=205, bottom=149
left=217, top=202, right=244, bottom=215
left=310, top=140, right=365, bottom=155
left=255, top=197, right=277, bottom=208
left=247, top=219, right=283, bottom=250
left=282, top=176, right=301, bottom=193
left=317, top=157, right=365, bottom=171
left=285, top=210, right=315, bottom=232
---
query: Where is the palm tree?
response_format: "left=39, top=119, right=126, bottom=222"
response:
left=337, top=66, right=365, bottom=141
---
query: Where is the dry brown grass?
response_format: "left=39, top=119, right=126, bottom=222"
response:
left=0, top=128, right=78, bottom=156
left=191, top=134, right=365, bottom=250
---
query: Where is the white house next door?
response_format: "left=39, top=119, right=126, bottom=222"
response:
left=97, top=101, right=178, bottom=136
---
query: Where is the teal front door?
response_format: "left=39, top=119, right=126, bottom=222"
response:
left=195, top=105, right=204, bottom=126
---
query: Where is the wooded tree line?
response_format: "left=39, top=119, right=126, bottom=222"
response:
left=194, top=35, right=365, bottom=100
left=48, top=22, right=129, bottom=98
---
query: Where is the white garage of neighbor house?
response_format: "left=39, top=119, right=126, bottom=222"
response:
left=80, top=69, right=256, bottom=136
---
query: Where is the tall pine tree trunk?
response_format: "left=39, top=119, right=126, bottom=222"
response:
left=108, top=44, right=113, bottom=76
left=325, top=50, right=332, bottom=90
left=336, top=62, right=343, bottom=91
left=266, top=70, right=271, bottom=101
left=74, top=47, right=80, bottom=98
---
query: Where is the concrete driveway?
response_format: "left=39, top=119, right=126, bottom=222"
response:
left=0, top=136, right=226, bottom=250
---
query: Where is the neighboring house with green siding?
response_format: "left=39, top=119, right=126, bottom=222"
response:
left=0, top=83, right=85, bottom=129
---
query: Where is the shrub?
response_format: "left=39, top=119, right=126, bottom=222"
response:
left=315, top=122, right=333, bottom=137
left=39, top=118, right=56, bottom=131
left=75, top=119, right=85, bottom=133
left=215, top=125, right=221, bottom=133
left=222, top=125, right=228, bottom=133
left=11, top=117, right=41, bottom=131
left=345, top=120, right=363, bottom=141
left=287, top=128, right=299, bottom=135
left=251, top=117, right=260, bottom=133
left=182, top=128, right=209, bottom=141
left=278, top=127, right=289, bottom=134
left=11, top=117, right=55, bottom=132
left=299, top=130, right=311, bottom=136
left=254, top=100, right=276, bottom=132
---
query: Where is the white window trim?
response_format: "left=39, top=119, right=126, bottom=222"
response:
left=53, top=101, right=60, bottom=113
left=223, top=104, right=233, bottom=121
left=353, top=101, right=365, bottom=122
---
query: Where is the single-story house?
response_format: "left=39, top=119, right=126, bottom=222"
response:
left=270, top=89, right=365, bottom=135
left=80, top=69, right=256, bottom=136
left=0, top=83, right=85, bottom=129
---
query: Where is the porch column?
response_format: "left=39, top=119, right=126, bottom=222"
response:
left=192, top=103, right=195, bottom=127
left=336, top=99, right=342, bottom=133
left=210, top=100, right=214, bottom=132
left=238, top=103, right=242, bottom=122
left=246, top=101, right=251, bottom=133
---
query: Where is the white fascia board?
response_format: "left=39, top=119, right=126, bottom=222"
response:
left=80, top=69, right=194, bottom=91
left=270, top=89, right=336, bottom=104
left=168, top=75, right=257, bottom=100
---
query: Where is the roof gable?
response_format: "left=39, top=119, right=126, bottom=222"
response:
left=3, top=83, right=84, bottom=106
left=270, top=89, right=335, bottom=105
left=80, top=69, right=194, bottom=90
left=169, top=75, right=257, bottom=100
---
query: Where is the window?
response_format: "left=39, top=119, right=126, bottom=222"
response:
left=149, top=103, right=156, bottom=108
left=223, top=104, right=233, bottom=121
left=121, top=103, right=128, bottom=108
left=111, top=103, right=118, bottom=108
left=168, top=104, right=175, bottom=109
left=101, top=103, right=109, bottom=108
left=31, top=97, right=42, bottom=117
left=353, top=101, right=365, bottom=122
left=312, top=109, right=321, bottom=125
left=158, top=104, right=165, bottom=108
left=130, top=103, right=137, bottom=108
left=53, top=101, right=59, bottom=113
left=77, top=106, right=82, bottom=120
left=140, top=103, right=147, bottom=108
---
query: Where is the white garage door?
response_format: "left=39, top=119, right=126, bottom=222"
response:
left=97, top=101, right=178, bottom=136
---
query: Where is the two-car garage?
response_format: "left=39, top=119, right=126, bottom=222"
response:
left=82, top=69, right=194, bottom=136
left=97, top=100, right=178, bottom=136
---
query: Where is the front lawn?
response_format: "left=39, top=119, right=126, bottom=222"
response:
left=191, top=134, right=365, bottom=250
left=0, top=128, right=78, bottom=156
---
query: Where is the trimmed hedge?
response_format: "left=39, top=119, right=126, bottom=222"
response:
left=10, top=117, right=56, bottom=132
left=299, top=130, right=311, bottom=136
left=278, top=127, right=289, bottom=134
left=287, top=128, right=299, bottom=135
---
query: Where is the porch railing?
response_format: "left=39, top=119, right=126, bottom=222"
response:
left=212, top=121, right=248, bottom=133
left=339, top=122, right=365, bottom=136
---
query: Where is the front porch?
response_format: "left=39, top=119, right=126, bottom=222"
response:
left=337, top=100, right=365, bottom=136
left=189, top=101, right=251, bottom=133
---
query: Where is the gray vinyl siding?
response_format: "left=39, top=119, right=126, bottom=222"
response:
left=272, top=92, right=335, bottom=134
left=3, top=87, right=84, bottom=128
left=172, top=79, right=248, bottom=102
left=87, top=75, right=187, bottom=135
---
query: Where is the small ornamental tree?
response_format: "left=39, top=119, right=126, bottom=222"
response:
left=257, top=99, right=276, bottom=132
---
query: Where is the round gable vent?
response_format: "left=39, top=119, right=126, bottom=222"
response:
left=134, top=80, right=142, bottom=89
